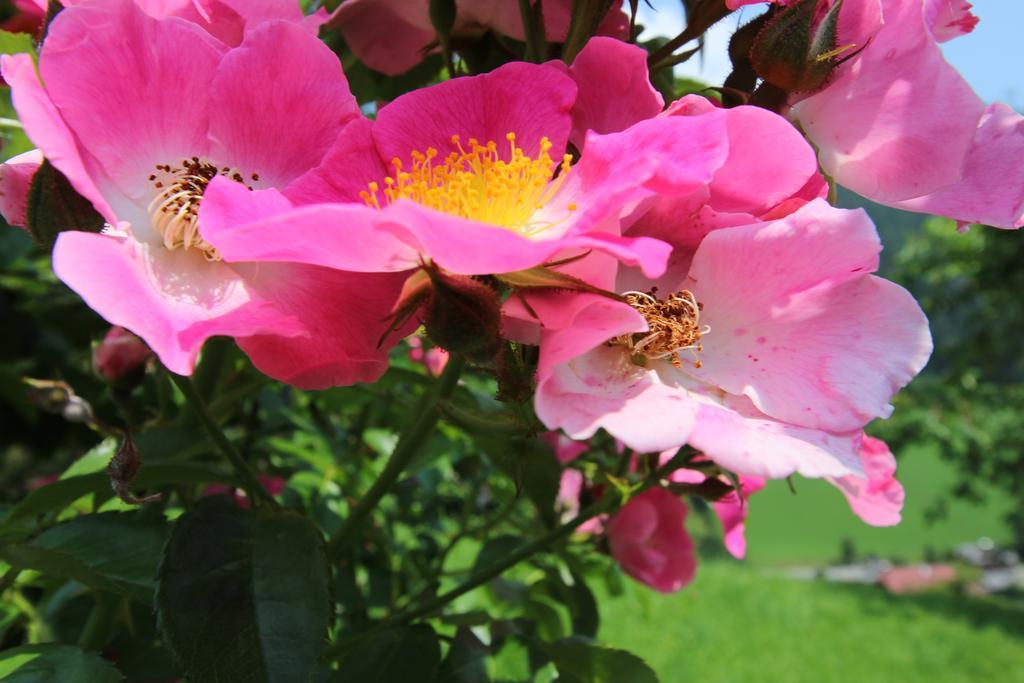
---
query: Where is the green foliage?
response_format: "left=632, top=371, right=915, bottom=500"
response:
left=873, top=219, right=1024, bottom=547
left=543, top=641, right=659, bottom=683
left=334, top=625, right=441, bottom=682
left=157, top=497, right=332, bottom=683
left=0, top=644, right=122, bottom=682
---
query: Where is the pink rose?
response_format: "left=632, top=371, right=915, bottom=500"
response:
left=606, top=487, right=696, bottom=593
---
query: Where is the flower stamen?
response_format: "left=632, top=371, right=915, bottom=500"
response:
left=361, top=132, right=576, bottom=235
left=147, top=158, right=256, bottom=261
left=611, top=288, right=710, bottom=368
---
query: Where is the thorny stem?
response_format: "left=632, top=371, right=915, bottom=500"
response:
left=167, top=371, right=279, bottom=510
left=326, top=355, right=466, bottom=559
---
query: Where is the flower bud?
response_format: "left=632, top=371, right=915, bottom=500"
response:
left=606, top=487, right=696, bottom=593
left=750, top=0, right=852, bottom=94
left=93, top=326, right=152, bottom=387
left=422, top=266, right=502, bottom=361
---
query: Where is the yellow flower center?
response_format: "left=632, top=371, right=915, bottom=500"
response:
left=610, top=289, right=709, bottom=369
left=147, top=158, right=257, bottom=261
left=361, top=133, right=576, bottom=236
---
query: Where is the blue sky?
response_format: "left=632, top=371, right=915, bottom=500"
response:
left=637, top=0, right=1023, bottom=107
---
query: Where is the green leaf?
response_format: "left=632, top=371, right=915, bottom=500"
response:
left=157, top=497, right=331, bottom=683
left=472, top=535, right=522, bottom=576
left=0, top=511, right=167, bottom=602
left=434, top=627, right=490, bottom=683
left=543, top=641, right=659, bottom=683
left=0, top=644, right=122, bottom=682
left=25, top=159, right=105, bottom=249
left=0, top=30, right=35, bottom=59
left=334, top=625, right=441, bottom=682
left=3, top=463, right=236, bottom=523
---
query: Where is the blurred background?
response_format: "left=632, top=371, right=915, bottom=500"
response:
left=0, top=1, right=1021, bottom=681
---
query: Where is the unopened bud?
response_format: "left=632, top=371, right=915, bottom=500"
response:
left=750, top=0, right=854, bottom=94
left=93, top=326, right=152, bottom=387
left=423, top=266, right=502, bottom=361
left=23, top=378, right=96, bottom=425
left=108, top=435, right=160, bottom=505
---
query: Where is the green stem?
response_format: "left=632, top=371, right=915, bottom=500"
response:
left=78, top=592, right=119, bottom=651
left=0, top=567, right=21, bottom=595
left=326, top=355, right=465, bottom=559
left=324, top=495, right=615, bottom=661
left=168, top=371, right=279, bottom=510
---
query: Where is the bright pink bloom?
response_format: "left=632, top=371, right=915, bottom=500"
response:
left=199, top=57, right=732, bottom=284
left=787, top=0, right=1024, bottom=228
left=0, top=149, right=42, bottom=228
left=331, top=0, right=628, bottom=76
left=606, top=487, right=696, bottom=593
left=4, top=0, right=409, bottom=388
left=827, top=435, right=905, bottom=526
left=93, top=326, right=153, bottom=383
left=517, top=197, right=931, bottom=482
left=57, top=0, right=325, bottom=45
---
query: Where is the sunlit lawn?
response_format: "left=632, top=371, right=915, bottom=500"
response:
left=597, top=446, right=1022, bottom=682
left=599, top=562, right=1024, bottom=683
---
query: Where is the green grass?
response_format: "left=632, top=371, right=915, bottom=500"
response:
left=599, top=562, right=1024, bottom=683
left=743, top=444, right=1014, bottom=564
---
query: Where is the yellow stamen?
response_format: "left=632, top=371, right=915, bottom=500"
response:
left=610, top=289, right=710, bottom=368
left=362, top=133, right=576, bottom=235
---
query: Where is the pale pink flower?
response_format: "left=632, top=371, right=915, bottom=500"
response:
left=198, top=54, right=735, bottom=286
left=606, top=487, right=696, bottom=593
left=93, top=326, right=153, bottom=384
left=330, top=0, right=628, bottom=75
left=3, top=0, right=409, bottom=388
left=828, top=435, right=905, bottom=526
left=765, top=0, right=1021, bottom=228
left=514, top=198, right=931, bottom=482
left=668, top=462, right=765, bottom=559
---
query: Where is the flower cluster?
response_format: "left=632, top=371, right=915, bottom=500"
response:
left=2, top=0, right=1017, bottom=599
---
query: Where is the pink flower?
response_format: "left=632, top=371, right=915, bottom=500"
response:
left=3, top=0, right=409, bottom=388
left=60, top=0, right=326, bottom=45
left=606, top=487, right=696, bottom=593
left=541, top=430, right=590, bottom=464
left=516, top=197, right=931, bottom=482
left=406, top=336, right=450, bottom=376
left=199, top=55, right=734, bottom=291
left=1, top=0, right=46, bottom=34
left=0, top=149, right=42, bottom=228
left=786, top=0, right=1024, bottom=228
left=668, top=462, right=765, bottom=559
left=330, top=0, right=628, bottom=76
left=93, top=326, right=153, bottom=384
left=828, top=435, right=905, bottom=526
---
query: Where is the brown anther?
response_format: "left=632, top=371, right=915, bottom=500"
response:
left=609, top=289, right=708, bottom=368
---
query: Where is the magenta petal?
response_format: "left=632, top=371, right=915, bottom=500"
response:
left=566, top=37, right=664, bottom=149
left=607, top=488, right=696, bottom=593
left=52, top=232, right=303, bottom=375
left=688, top=200, right=932, bottom=433
left=236, top=264, right=412, bottom=389
left=827, top=435, right=905, bottom=526
left=199, top=177, right=421, bottom=273
left=208, top=20, right=360, bottom=187
left=38, top=1, right=224, bottom=199
left=0, top=149, right=42, bottom=227
left=284, top=117, right=389, bottom=205
left=374, top=61, right=576, bottom=164
left=1, top=55, right=116, bottom=223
